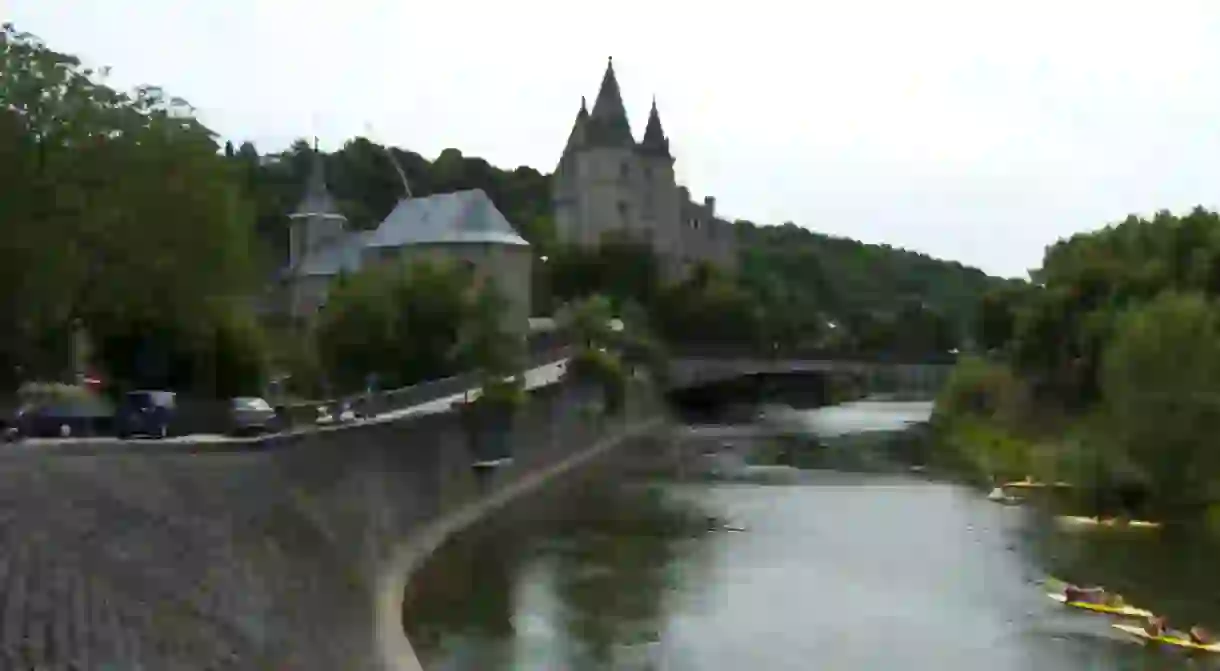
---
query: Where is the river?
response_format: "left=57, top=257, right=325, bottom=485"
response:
left=402, top=400, right=1220, bottom=670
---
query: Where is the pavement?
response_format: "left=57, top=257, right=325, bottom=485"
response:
left=13, top=358, right=570, bottom=452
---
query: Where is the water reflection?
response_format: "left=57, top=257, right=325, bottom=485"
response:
left=402, top=473, right=716, bottom=670
left=402, top=402, right=1220, bottom=670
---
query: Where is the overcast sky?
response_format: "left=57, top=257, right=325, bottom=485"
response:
left=11, top=0, right=1220, bottom=278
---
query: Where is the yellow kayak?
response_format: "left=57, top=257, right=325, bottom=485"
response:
left=1055, top=516, right=1162, bottom=529
left=1113, top=623, right=1220, bottom=652
left=1047, top=593, right=1152, bottom=618
left=1001, top=479, right=1073, bottom=490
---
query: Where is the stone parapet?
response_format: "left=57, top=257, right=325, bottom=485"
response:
left=0, top=380, right=661, bottom=669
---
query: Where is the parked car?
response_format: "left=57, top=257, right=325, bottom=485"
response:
left=229, top=397, right=278, bottom=435
left=2, top=409, right=21, bottom=443
left=16, top=398, right=114, bottom=438
left=115, top=390, right=177, bottom=439
left=315, top=399, right=363, bottom=426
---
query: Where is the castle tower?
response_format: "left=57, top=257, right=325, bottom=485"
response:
left=288, top=139, right=348, bottom=270
left=636, top=97, right=682, bottom=261
left=286, top=139, right=348, bottom=320
left=553, top=58, right=646, bottom=246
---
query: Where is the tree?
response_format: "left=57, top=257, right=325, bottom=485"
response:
left=312, top=266, right=399, bottom=393
left=453, top=282, right=524, bottom=379
left=1, top=23, right=263, bottom=396
left=557, top=295, right=616, bottom=350
left=651, top=264, right=763, bottom=347
left=1100, top=292, right=1220, bottom=512
left=314, top=259, right=485, bottom=393
left=976, top=284, right=1027, bottom=352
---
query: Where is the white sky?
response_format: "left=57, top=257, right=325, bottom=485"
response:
left=10, top=0, right=1220, bottom=278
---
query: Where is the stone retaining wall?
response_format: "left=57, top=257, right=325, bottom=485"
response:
left=0, top=381, right=659, bottom=670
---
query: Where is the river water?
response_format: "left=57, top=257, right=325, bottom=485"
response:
left=402, top=400, right=1220, bottom=670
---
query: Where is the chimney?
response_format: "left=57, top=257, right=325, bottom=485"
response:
left=704, top=196, right=716, bottom=217
left=678, top=186, right=690, bottom=203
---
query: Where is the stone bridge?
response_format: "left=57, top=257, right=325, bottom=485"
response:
left=669, top=356, right=953, bottom=391
left=666, top=346, right=956, bottom=392
left=0, top=345, right=958, bottom=670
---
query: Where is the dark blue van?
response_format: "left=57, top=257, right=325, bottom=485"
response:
left=115, top=390, right=176, bottom=439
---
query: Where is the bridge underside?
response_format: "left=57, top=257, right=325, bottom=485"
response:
left=667, top=372, right=834, bottom=422
left=665, top=360, right=952, bottom=422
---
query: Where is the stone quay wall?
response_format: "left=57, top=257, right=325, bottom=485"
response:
left=0, top=380, right=662, bottom=670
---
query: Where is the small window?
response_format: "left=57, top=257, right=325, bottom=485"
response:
left=620, top=163, right=630, bottom=179
left=618, top=201, right=629, bottom=219
left=644, top=166, right=653, bottom=179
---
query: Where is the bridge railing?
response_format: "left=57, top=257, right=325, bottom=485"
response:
left=665, top=343, right=959, bottom=366
left=271, top=339, right=957, bottom=429
left=274, top=336, right=573, bottom=429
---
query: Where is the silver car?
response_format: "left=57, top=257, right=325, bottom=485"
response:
left=230, top=397, right=278, bottom=435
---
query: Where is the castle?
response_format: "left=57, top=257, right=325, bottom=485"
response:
left=552, top=58, right=737, bottom=276
left=269, top=59, right=737, bottom=329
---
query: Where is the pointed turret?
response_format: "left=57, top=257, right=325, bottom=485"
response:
left=584, top=57, right=635, bottom=148
left=638, top=97, right=671, bottom=158
left=288, top=138, right=348, bottom=271
left=562, top=97, right=590, bottom=156
left=292, top=138, right=342, bottom=218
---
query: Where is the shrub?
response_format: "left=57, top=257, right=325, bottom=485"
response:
left=566, top=346, right=627, bottom=413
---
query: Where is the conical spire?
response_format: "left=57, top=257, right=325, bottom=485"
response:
left=562, top=98, right=590, bottom=156
left=292, top=138, right=342, bottom=218
left=639, top=96, right=671, bottom=158
left=585, top=57, right=634, bottom=148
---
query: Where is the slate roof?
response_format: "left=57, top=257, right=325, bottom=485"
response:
left=584, top=57, right=635, bottom=149
left=285, top=234, right=366, bottom=278
left=364, top=189, right=529, bottom=248
left=282, top=189, right=528, bottom=279
left=292, top=145, right=345, bottom=220
left=639, top=98, right=671, bottom=158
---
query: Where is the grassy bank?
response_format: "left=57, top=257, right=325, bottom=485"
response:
left=931, top=355, right=1220, bottom=525
left=928, top=356, right=1102, bottom=499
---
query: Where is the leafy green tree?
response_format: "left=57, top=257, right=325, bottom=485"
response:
left=453, top=282, right=524, bottom=379
left=557, top=295, right=616, bottom=349
left=651, top=263, right=763, bottom=347
left=314, top=259, right=487, bottom=393
left=1, top=23, right=263, bottom=396
left=1100, top=292, right=1220, bottom=512
left=312, top=267, right=399, bottom=392
left=976, top=284, right=1028, bottom=352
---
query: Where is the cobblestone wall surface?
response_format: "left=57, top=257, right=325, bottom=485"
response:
left=0, top=383, right=655, bottom=670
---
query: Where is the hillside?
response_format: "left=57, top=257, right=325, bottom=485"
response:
left=236, top=138, right=1009, bottom=330
left=737, top=221, right=1007, bottom=329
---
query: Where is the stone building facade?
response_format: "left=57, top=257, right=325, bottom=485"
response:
left=272, top=146, right=533, bottom=336
left=552, top=58, right=737, bottom=277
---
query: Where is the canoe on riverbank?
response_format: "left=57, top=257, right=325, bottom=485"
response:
left=1113, top=623, right=1220, bottom=652
left=1001, top=480, right=1073, bottom=490
left=1055, top=516, right=1162, bottom=530
left=1046, top=593, right=1152, bottom=618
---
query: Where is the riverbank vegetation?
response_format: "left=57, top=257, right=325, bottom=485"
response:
left=935, top=207, right=1220, bottom=522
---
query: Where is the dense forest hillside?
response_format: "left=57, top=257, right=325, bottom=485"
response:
left=236, top=139, right=1010, bottom=332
